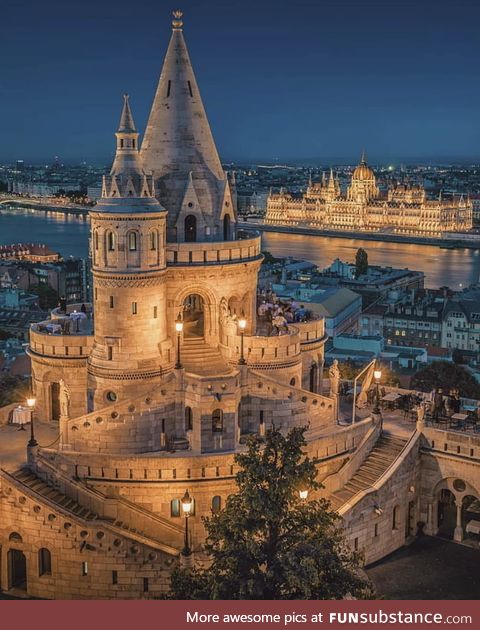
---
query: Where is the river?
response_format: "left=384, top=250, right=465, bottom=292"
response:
left=1, top=206, right=479, bottom=289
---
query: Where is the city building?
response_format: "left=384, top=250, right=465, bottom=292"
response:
left=265, top=156, right=473, bottom=237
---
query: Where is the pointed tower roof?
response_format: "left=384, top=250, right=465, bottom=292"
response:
left=118, top=93, right=136, bottom=133
left=140, top=11, right=228, bottom=239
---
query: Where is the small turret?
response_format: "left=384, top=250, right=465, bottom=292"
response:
left=102, top=95, right=155, bottom=199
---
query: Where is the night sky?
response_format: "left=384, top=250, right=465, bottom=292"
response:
left=1, top=0, right=479, bottom=164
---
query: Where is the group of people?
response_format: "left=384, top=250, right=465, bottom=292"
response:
left=430, top=388, right=462, bottom=420
left=257, top=295, right=314, bottom=336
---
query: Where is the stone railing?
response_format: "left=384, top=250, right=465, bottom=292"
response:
left=29, top=325, right=93, bottom=359
left=166, top=231, right=261, bottom=266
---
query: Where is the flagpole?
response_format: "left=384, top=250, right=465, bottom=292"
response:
left=352, top=359, right=376, bottom=424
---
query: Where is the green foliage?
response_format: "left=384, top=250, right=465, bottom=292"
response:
left=29, top=284, right=59, bottom=309
left=169, top=426, right=373, bottom=600
left=411, top=361, right=480, bottom=399
left=331, top=361, right=400, bottom=386
left=355, top=248, right=368, bottom=279
left=0, top=375, right=29, bottom=407
left=261, top=250, right=281, bottom=265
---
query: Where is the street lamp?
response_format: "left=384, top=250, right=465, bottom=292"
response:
left=373, top=368, right=382, bottom=414
left=26, top=397, right=37, bottom=447
left=299, top=488, right=309, bottom=501
left=238, top=316, right=247, bottom=365
left=175, top=316, right=183, bottom=369
left=181, top=489, right=193, bottom=556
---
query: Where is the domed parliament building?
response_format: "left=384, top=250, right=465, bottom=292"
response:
left=265, top=156, right=472, bottom=236
left=0, top=13, right=479, bottom=599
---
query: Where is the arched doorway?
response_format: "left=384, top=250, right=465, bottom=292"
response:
left=185, top=215, right=197, bottom=242
left=462, top=495, right=480, bottom=539
left=437, top=488, right=456, bottom=538
left=51, top=382, right=60, bottom=422
left=183, top=294, right=204, bottom=338
left=223, top=215, right=231, bottom=241
left=8, top=549, right=27, bottom=591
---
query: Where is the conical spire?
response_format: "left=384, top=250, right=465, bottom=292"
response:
left=118, top=94, right=136, bottom=133
left=101, top=95, right=156, bottom=201
left=140, top=12, right=230, bottom=241
left=360, top=149, right=367, bottom=165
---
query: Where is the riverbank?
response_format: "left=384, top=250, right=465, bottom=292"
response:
left=240, top=220, right=480, bottom=251
left=0, top=199, right=88, bottom=216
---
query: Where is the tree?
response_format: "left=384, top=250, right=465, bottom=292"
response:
left=411, top=361, right=480, bottom=399
left=29, top=284, right=59, bottom=309
left=0, top=375, right=29, bottom=407
left=169, top=426, right=373, bottom=600
left=355, top=248, right=368, bottom=279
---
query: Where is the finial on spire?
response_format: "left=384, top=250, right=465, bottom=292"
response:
left=172, top=9, right=183, bottom=30
left=360, top=149, right=367, bottom=165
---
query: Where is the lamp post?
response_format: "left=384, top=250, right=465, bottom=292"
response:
left=299, top=488, right=309, bottom=501
left=181, top=489, right=193, bottom=556
left=26, top=397, right=37, bottom=447
left=175, top=316, right=183, bottom=369
left=238, top=316, right=247, bottom=365
left=373, top=368, right=382, bottom=414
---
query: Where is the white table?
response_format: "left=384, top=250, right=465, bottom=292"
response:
left=451, top=413, right=469, bottom=421
left=11, top=406, right=32, bottom=425
left=46, top=323, right=62, bottom=334
left=465, top=520, right=480, bottom=535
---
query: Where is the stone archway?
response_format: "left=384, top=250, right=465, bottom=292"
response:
left=7, top=549, right=27, bottom=591
left=175, top=285, right=218, bottom=347
left=182, top=294, right=205, bottom=339
left=437, top=488, right=456, bottom=539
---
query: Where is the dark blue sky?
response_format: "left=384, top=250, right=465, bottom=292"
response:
left=1, top=0, right=479, bottom=164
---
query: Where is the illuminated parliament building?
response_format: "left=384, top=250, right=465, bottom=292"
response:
left=265, top=156, right=472, bottom=236
left=0, top=13, right=478, bottom=600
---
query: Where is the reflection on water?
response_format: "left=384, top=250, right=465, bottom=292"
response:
left=1, top=207, right=479, bottom=289
left=261, top=232, right=480, bottom=289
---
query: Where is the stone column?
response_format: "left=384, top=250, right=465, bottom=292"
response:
left=454, top=501, right=463, bottom=542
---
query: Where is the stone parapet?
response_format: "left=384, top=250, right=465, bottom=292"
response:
left=166, top=231, right=261, bottom=266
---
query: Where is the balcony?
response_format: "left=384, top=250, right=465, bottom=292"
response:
left=166, top=230, right=262, bottom=266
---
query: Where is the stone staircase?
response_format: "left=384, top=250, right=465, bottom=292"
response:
left=7, top=468, right=181, bottom=554
left=11, top=468, right=98, bottom=521
left=328, top=434, right=407, bottom=511
left=181, top=338, right=232, bottom=376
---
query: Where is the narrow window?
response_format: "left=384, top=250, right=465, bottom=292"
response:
left=212, top=495, right=221, bottom=513
left=39, top=548, right=52, bottom=576
left=187, top=80, right=193, bottom=97
left=82, top=562, right=88, bottom=576
left=132, top=302, right=137, bottom=315
left=128, top=231, right=138, bottom=251
left=167, top=80, right=171, bottom=97
left=392, top=506, right=399, bottom=530
left=132, top=139, right=136, bottom=149
left=107, top=231, right=115, bottom=251
left=153, top=306, right=158, bottom=319
left=107, top=346, right=113, bottom=361
left=95, top=288, right=98, bottom=301
left=143, top=577, right=149, bottom=593
left=150, top=231, right=157, bottom=251
left=354, top=537, right=358, bottom=551
left=374, top=524, right=378, bottom=537
left=185, top=406, right=193, bottom=431
left=112, top=570, right=118, bottom=585
left=94, top=232, right=98, bottom=250
left=109, top=296, right=114, bottom=308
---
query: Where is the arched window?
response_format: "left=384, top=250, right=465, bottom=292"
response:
left=223, top=214, right=231, bottom=240
left=128, top=231, right=138, bottom=251
left=9, top=532, right=22, bottom=543
left=392, top=505, right=399, bottom=530
left=150, top=230, right=158, bottom=251
left=185, top=406, right=193, bottom=432
left=107, top=231, right=115, bottom=252
left=120, top=139, right=124, bottom=149
left=185, top=214, right=197, bottom=242
left=94, top=231, right=98, bottom=250
left=38, top=548, right=52, bottom=576
left=171, top=499, right=181, bottom=517
left=290, top=378, right=296, bottom=386
left=212, top=409, right=223, bottom=433
left=212, top=496, right=222, bottom=514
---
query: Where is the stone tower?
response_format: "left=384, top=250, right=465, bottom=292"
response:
left=140, top=11, right=236, bottom=243
left=88, top=95, right=170, bottom=409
